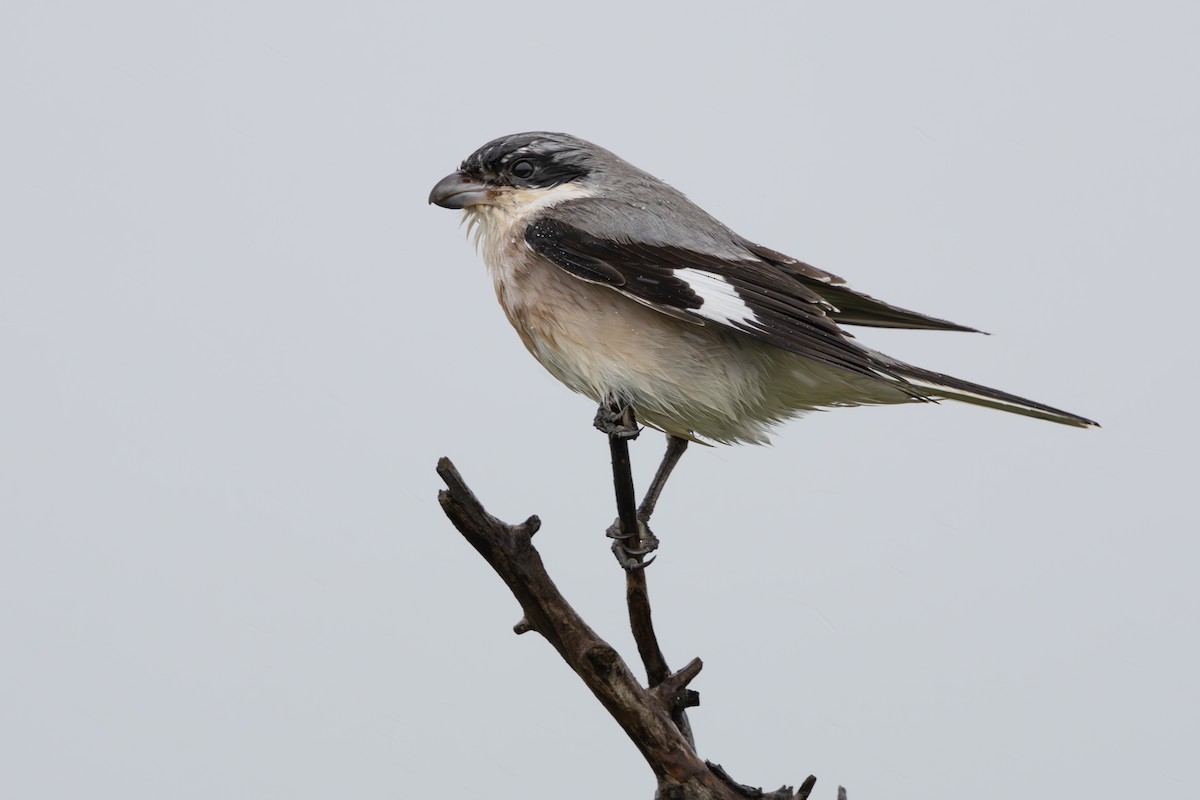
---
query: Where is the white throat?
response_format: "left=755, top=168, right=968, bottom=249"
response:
left=463, top=183, right=595, bottom=280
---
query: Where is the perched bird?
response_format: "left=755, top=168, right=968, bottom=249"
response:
left=429, top=132, right=1096, bottom=552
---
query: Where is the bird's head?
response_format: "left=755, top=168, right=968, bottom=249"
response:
left=428, top=131, right=614, bottom=217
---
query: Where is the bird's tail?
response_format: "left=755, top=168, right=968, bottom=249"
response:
left=894, top=363, right=1099, bottom=428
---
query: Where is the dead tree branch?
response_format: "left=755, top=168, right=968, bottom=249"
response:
left=437, top=457, right=839, bottom=799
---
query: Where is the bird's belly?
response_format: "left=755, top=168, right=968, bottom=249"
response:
left=492, top=256, right=908, bottom=444
left=504, top=271, right=731, bottom=404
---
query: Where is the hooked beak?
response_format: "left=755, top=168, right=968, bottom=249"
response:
left=428, top=172, right=492, bottom=209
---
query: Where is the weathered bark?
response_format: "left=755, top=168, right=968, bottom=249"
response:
left=437, top=456, right=842, bottom=798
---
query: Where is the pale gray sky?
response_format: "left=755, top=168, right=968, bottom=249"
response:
left=2, top=2, right=1196, bottom=798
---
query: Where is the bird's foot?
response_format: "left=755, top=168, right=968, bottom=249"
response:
left=607, top=518, right=659, bottom=570
left=594, top=401, right=641, bottom=440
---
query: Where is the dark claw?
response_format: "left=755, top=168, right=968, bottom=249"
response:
left=606, top=522, right=628, bottom=541
left=607, top=518, right=660, bottom=569
left=611, top=540, right=657, bottom=570
left=594, top=402, right=641, bottom=439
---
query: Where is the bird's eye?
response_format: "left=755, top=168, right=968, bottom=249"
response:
left=511, top=159, right=536, bottom=179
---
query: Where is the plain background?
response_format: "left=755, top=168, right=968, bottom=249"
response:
left=2, top=2, right=1196, bottom=798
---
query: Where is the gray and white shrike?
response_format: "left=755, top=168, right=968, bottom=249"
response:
left=429, top=132, right=1096, bottom=546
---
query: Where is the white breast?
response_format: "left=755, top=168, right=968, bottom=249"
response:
left=459, top=187, right=911, bottom=444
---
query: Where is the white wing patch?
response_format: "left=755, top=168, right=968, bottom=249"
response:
left=676, top=268, right=756, bottom=326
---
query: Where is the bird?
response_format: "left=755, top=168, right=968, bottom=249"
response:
left=429, top=131, right=1097, bottom=559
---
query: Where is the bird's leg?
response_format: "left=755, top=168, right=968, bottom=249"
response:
left=596, top=398, right=656, bottom=569
left=593, top=397, right=641, bottom=440
left=606, top=436, right=687, bottom=567
left=637, top=435, right=689, bottom=524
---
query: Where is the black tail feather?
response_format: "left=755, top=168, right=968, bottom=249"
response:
left=896, top=363, right=1099, bottom=428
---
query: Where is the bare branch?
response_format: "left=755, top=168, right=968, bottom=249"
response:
left=436, top=457, right=834, bottom=798
left=438, top=458, right=703, bottom=787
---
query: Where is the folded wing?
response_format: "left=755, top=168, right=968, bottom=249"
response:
left=525, top=215, right=1097, bottom=428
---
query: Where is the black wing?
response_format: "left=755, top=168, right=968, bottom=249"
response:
left=742, top=242, right=981, bottom=333
left=525, top=217, right=925, bottom=390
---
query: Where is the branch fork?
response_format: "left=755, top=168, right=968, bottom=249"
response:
left=435, top=405, right=842, bottom=798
